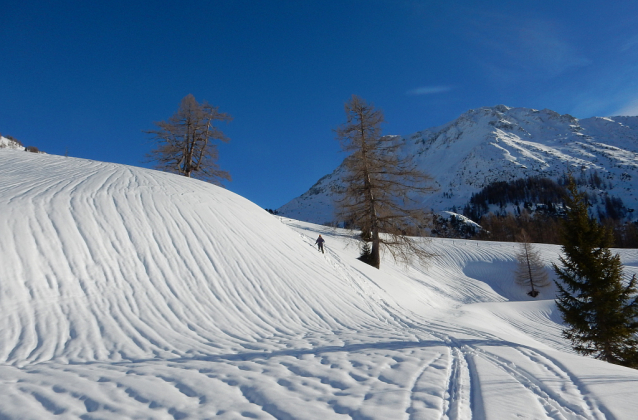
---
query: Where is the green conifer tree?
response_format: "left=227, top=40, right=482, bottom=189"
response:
left=553, top=178, right=638, bottom=368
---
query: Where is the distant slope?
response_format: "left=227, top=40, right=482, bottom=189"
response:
left=278, top=105, right=638, bottom=224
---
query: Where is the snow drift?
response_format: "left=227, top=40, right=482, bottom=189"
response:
left=0, top=150, right=398, bottom=365
left=1, top=149, right=638, bottom=419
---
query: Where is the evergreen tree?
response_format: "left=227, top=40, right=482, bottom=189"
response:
left=358, top=242, right=375, bottom=265
left=553, top=178, right=638, bottom=367
left=514, top=231, right=550, bottom=297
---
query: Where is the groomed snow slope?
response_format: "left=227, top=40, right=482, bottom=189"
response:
left=1, top=150, right=638, bottom=420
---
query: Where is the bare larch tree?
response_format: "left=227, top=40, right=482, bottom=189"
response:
left=146, top=94, right=232, bottom=185
left=514, top=231, right=550, bottom=297
left=335, top=95, right=435, bottom=269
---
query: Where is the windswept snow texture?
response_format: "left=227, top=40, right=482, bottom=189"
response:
left=278, top=105, right=638, bottom=224
left=1, top=150, right=638, bottom=419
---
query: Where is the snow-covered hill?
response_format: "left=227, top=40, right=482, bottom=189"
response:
left=0, top=135, right=25, bottom=150
left=1, top=149, right=638, bottom=419
left=278, top=105, right=638, bottom=225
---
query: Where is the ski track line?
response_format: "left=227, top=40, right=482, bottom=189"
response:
left=305, top=233, right=437, bottom=334
left=402, top=348, right=472, bottom=420
left=295, top=228, right=523, bottom=420
left=470, top=344, right=607, bottom=420
left=516, top=347, right=612, bottom=420
left=443, top=346, right=472, bottom=420
left=404, top=351, right=447, bottom=420
left=297, top=231, right=392, bottom=324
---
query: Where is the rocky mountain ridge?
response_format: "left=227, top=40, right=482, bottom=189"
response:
left=278, top=105, right=638, bottom=225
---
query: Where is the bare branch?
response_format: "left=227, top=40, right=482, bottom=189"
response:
left=334, top=95, right=436, bottom=269
left=145, top=94, right=232, bottom=185
left=514, top=231, right=550, bottom=297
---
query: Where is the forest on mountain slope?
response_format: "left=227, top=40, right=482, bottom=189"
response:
left=433, top=172, right=638, bottom=247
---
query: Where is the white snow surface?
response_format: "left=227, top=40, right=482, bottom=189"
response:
left=278, top=105, right=638, bottom=225
left=0, top=135, right=25, bottom=151
left=1, top=149, right=638, bottom=419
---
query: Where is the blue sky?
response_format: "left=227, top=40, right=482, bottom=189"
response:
left=2, top=1, right=638, bottom=209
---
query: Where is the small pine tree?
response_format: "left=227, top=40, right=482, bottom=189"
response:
left=553, top=178, right=638, bottom=367
left=358, top=242, right=375, bottom=265
left=514, top=231, right=550, bottom=297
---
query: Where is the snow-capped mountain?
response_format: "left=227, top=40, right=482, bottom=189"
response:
left=278, top=105, right=638, bottom=224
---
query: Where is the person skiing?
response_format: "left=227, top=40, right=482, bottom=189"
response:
left=315, top=235, right=325, bottom=253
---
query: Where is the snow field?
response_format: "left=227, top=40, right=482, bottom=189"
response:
left=1, top=150, right=638, bottom=419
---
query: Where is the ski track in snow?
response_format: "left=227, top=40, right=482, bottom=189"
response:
left=1, top=150, right=638, bottom=419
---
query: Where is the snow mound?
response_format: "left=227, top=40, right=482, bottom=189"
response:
left=2, top=149, right=638, bottom=419
left=0, top=150, right=396, bottom=365
left=0, top=135, right=25, bottom=150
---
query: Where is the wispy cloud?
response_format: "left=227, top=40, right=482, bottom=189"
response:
left=464, top=14, right=590, bottom=82
left=611, top=99, right=638, bottom=116
left=570, top=88, right=638, bottom=118
left=406, top=85, right=452, bottom=96
left=621, top=35, right=638, bottom=52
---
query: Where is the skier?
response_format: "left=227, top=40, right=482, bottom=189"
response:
left=315, top=235, right=325, bottom=253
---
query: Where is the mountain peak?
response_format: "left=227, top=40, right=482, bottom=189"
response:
left=278, top=105, right=638, bottom=224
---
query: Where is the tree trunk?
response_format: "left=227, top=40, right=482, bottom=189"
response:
left=334, top=94, right=435, bottom=270
left=359, top=108, right=380, bottom=268
left=526, top=249, right=536, bottom=294
left=371, top=225, right=380, bottom=268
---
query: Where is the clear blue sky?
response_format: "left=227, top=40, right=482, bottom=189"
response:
left=2, top=1, right=638, bottom=209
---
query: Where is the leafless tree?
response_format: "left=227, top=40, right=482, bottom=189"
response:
left=514, top=231, right=550, bottom=297
left=146, top=94, right=232, bottom=185
left=335, top=95, right=436, bottom=269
